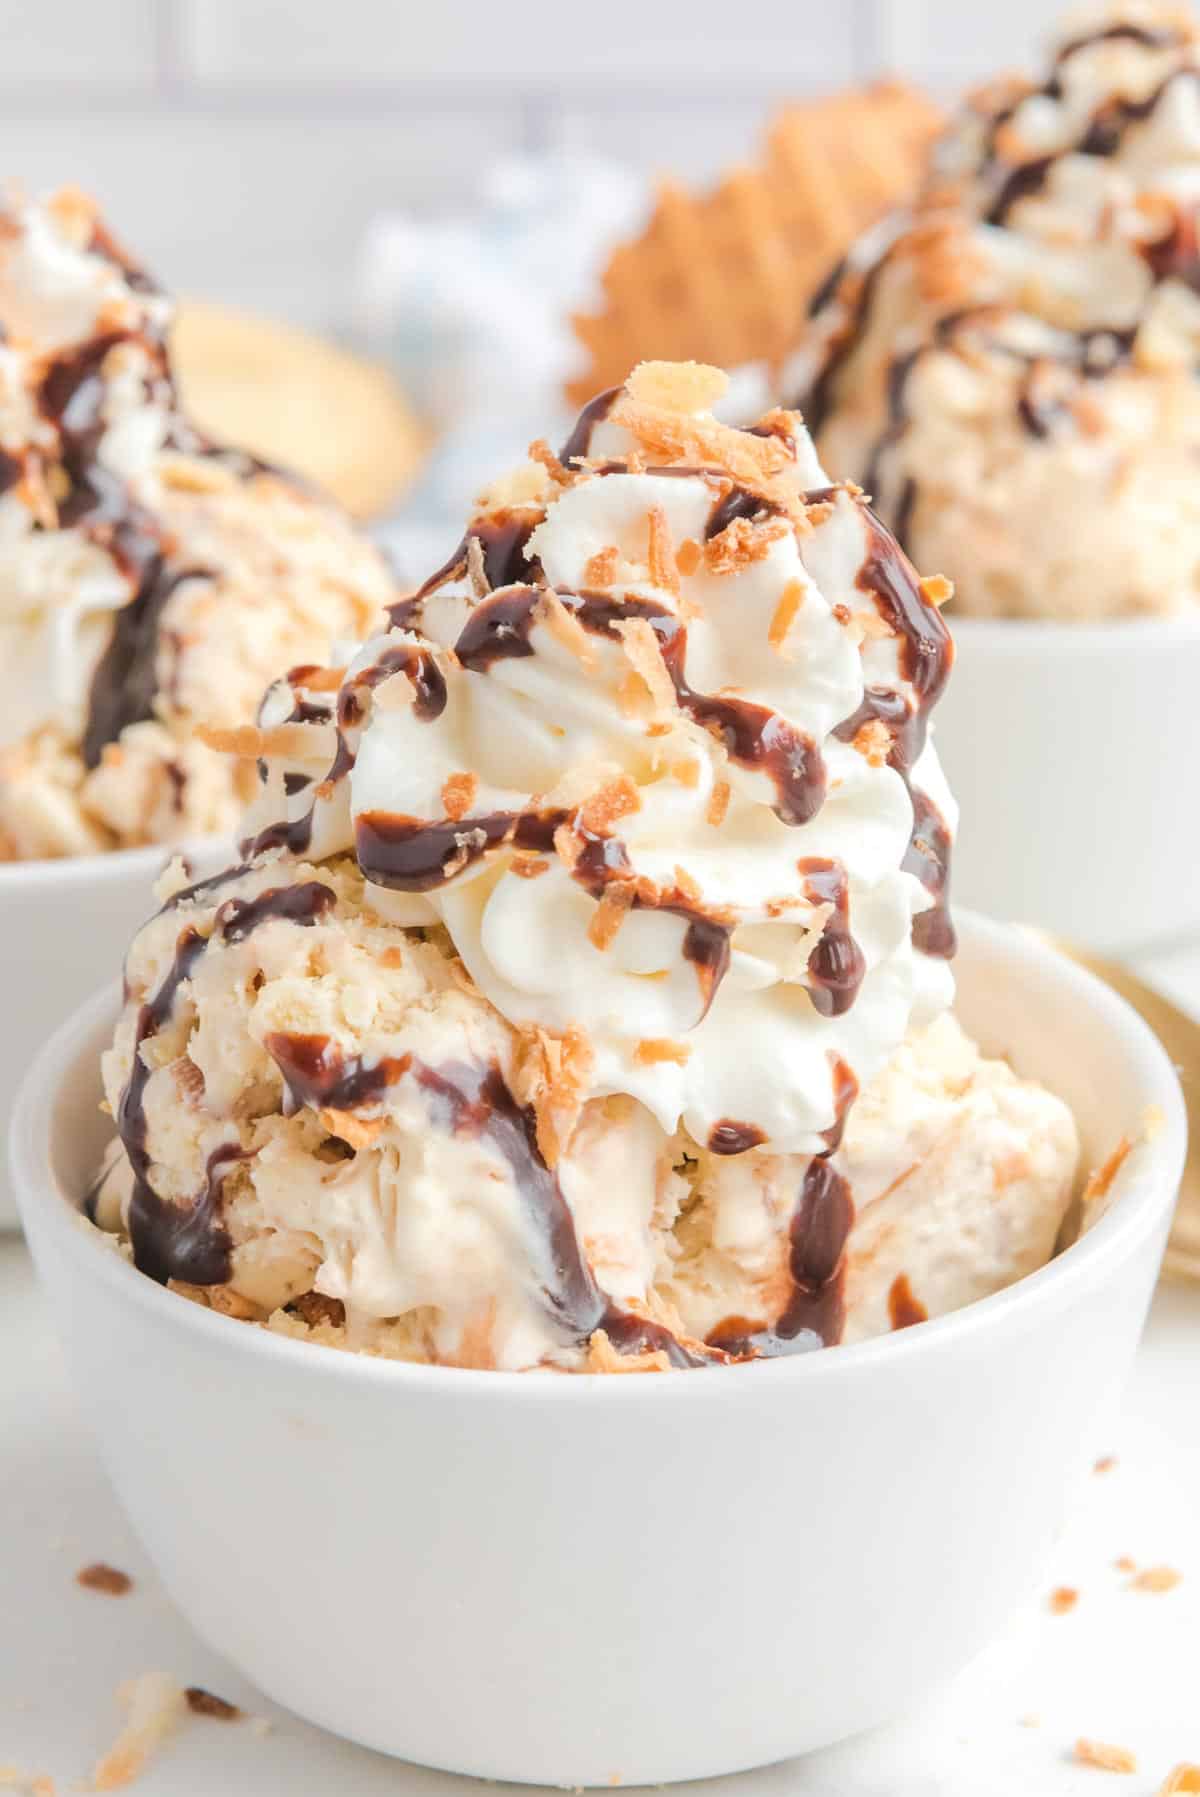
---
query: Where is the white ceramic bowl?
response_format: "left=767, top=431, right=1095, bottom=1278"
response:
left=12, top=914, right=1185, bottom=1787
left=0, top=838, right=227, bottom=1229
left=934, top=614, right=1200, bottom=952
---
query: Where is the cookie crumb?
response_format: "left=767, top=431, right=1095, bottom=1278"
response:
left=1129, top=1565, right=1182, bottom=1594
left=76, top=1564, right=132, bottom=1597
left=1074, top=1738, right=1137, bottom=1773
left=185, top=1687, right=241, bottom=1721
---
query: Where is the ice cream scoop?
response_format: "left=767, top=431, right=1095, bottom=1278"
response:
left=788, top=3, right=1200, bottom=619
left=0, top=188, right=397, bottom=859
left=96, top=361, right=1077, bottom=1371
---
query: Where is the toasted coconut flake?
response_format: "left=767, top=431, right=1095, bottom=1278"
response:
left=92, top=1671, right=186, bottom=1791
left=852, top=718, right=892, bottom=767
left=586, top=1328, right=671, bottom=1374
left=579, top=774, right=642, bottom=835
left=584, top=546, right=619, bottom=585
left=676, top=537, right=702, bottom=577
left=617, top=669, right=651, bottom=719
left=441, top=771, right=478, bottom=822
left=704, top=514, right=788, bottom=577
left=1160, top=1766, right=1200, bottom=1794
left=319, top=1107, right=384, bottom=1149
left=196, top=721, right=321, bottom=761
left=1073, top=1738, right=1137, bottom=1774
left=1083, top=1136, right=1133, bottom=1206
left=613, top=617, right=676, bottom=714
left=511, top=855, right=550, bottom=879
left=1130, top=1565, right=1182, bottom=1593
left=610, top=392, right=793, bottom=499
left=768, top=578, right=806, bottom=654
left=1115, top=1555, right=1137, bottom=1573
left=1048, top=1585, right=1078, bottom=1615
left=538, top=590, right=599, bottom=667
left=528, top=437, right=572, bottom=485
left=672, top=758, right=700, bottom=788
left=634, top=1038, right=691, bottom=1066
left=626, top=360, right=728, bottom=414
left=512, top=1024, right=594, bottom=1166
left=588, top=883, right=634, bottom=951
left=707, top=778, right=731, bottom=827
left=920, top=574, right=953, bottom=608
left=1094, top=1455, right=1118, bottom=1474
left=553, top=822, right=582, bottom=869
left=673, top=864, right=702, bottom=904
left=646, top=505, right=681, bottom=597
left=206, top=1286, right=267, bottom=1321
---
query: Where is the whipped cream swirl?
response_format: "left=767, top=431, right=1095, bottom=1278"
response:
left=246, top=362, right=956, bottom=1155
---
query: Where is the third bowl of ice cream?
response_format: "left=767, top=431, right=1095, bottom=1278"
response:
left=787, top=3, right=1200, bottom=947
left=0, top=187, right=400, bottom=1220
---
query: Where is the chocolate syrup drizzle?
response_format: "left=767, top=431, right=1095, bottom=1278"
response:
left=243, top=644, right=447, bottom=862
left=804, top=489, right=957, bottom=963
left=459, top=583, right=827, bottom=827
left=118, top=882, right=337, bottom=1285
left=707, top=1156, right=856, bottom=1356
left=263, top=1032, right=720, bottom=1367
left=798, top=858, right=866, bottom=1017
left=226, top=388, right=959, bottom=1361
left=708, top=1121, right=767, bottom=1155
left=987, top=66, right=1200, bottom=225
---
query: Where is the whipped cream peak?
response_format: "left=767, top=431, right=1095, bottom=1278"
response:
left=243, top=361, right=956, bottom=1157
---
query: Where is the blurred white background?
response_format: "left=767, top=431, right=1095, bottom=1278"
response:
left=2, top=0, right=1058, bottom=329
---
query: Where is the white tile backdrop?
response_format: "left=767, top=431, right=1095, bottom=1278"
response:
left=0, top=0, right=1060, bottom=328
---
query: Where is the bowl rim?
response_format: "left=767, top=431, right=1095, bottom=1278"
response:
left=0, top=833, right=229, bottom=893
left=946, top=610, right=1200, bottom=653
left=11, top=909, right=1187, bottom=1404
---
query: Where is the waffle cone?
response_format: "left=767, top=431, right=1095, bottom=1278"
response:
left=568, top=80, right=941, bottom=407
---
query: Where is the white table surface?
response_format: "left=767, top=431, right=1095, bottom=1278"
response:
left=3, top=936, right=1199, bottom=1797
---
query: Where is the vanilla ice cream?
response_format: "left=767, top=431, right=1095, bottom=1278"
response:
left=95, top=361, right=1078, bottom=1371
left=0, top=188, right=397, bottom=858
left=788, top=3, right=1200, bottom=619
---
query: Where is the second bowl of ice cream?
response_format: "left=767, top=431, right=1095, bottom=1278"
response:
left=787, top=5, right=1200, bottom=947
left=0, top=188, right=401, bottom=1221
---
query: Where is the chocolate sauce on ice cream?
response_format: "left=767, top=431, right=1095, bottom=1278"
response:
left=96, top=359, right=1068, bottom=1376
